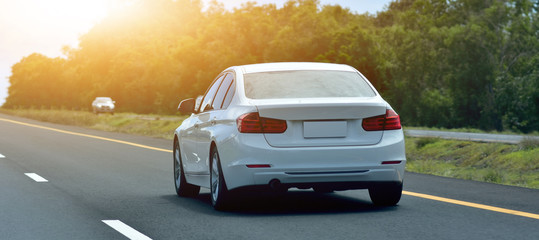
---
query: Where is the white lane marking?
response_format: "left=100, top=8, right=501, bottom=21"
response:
left=0, top=153, right=5, bottom=158
left=102, top=220, right=152, bottom=240
left=24, top=173, right=48, bottom=182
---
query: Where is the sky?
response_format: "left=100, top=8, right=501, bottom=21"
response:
left=0, top=0, right=392, bottom=106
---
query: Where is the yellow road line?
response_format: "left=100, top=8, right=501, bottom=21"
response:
left=1, top=116, right=537, bottom=220
left=403, top=191, right=539, bottom=220
left=0, top=117, right=172, bottom=153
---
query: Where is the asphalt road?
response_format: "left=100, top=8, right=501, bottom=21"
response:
left=1, top=113, right=538, bottom=240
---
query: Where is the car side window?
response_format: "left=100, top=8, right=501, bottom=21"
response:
left=221, top=80, right=235, bottom=109
left=194, top=95, right=203, bottom=113
left=199, top=74, right=225, bottom=113
left=212, top=73, right=234, bottom=110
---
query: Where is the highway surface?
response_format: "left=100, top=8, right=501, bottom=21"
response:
left=1, top=113, right=538, bottom=240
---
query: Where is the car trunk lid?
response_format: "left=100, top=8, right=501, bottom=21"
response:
left=253, top=98, right=386, bottom=147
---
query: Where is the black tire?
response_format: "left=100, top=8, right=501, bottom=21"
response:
left=174, top=139, right=200, bottom=197
left=368, top=182, right=403, bottom=206
left=210, top=146, right=230, bottom=210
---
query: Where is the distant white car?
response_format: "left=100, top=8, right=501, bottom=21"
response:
left=92, top=97, right=115, bottom=114
left=173, top=62, right=406, bottom=210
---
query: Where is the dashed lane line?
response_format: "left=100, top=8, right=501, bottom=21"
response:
left=0, top=117, right=172, bottom=153
left=0, top=153, right=5, bottom=158
left=24, top=173, right=48, bottom=182
left=102, top=220, right=152, bottom=240
left=2, top=117, right=538, bottom=220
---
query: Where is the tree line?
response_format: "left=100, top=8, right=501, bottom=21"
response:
left=3, top=0, right=538, bottom=133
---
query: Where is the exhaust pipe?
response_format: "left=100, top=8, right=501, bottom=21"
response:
left=269, top=179, right=284, bottom=192
left=269, top=179, right=281, bottom=189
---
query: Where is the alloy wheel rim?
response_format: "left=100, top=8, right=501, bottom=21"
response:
left=211, top=153, right=219, bottom=202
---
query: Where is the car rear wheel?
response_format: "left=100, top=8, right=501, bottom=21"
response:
left=368, top=182, right=403, bottom=206
left=210, top=146, right=230, bottom=210
left=174, top=140, right=200, bottom=197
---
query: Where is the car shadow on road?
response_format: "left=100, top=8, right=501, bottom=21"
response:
left=161, top=190, right=398, bottom=216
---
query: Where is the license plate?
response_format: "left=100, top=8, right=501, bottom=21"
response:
left=303, top=121, right=347, bottom=138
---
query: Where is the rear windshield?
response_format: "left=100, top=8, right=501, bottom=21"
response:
left=95, top=98, right=112, bottom=103
left=243, top=70, right=376, bottom=99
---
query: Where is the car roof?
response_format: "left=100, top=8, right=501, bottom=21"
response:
left=237, top=62, right=356, bottom=74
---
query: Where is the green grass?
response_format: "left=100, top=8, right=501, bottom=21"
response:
left=2, top=108, right=537, bottom=189
left=0, top=108, right=186, bottom=140
left=406, top=137, right=539, bottom=189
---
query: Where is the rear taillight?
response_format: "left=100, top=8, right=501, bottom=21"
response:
left=246, top=164, right=271, bottom=168
left=237, top=112, right=287, bottom=133
left=362, top=109, right=402, bottom=131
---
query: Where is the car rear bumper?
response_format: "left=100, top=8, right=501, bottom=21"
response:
left=218, top=130, right=406, bottom=190
left=95, top=107, right=114, bottom=112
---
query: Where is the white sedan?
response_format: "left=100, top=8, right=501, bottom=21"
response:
left=173, top=62, right=406, bottom=210
left=91, top=97, right=115, bottom=114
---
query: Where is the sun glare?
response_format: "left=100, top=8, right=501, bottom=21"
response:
left=37, top=0, right=110, bottom=21
left=7, top=0, right=115, bottom=57
left=36, top=0, right=110, bottom=33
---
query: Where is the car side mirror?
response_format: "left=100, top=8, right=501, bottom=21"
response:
left=178, top=98, right=195, bottom=114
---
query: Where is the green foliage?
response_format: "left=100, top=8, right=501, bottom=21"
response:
left=519, top=138, right=539, bottom=150
left=3, top=0, right=538, bottom=133
left=415, top=137, right=439, bottom=149
left=406, top=137, right=539, bottom=189
left=375, top=0, right=538, bottom=133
